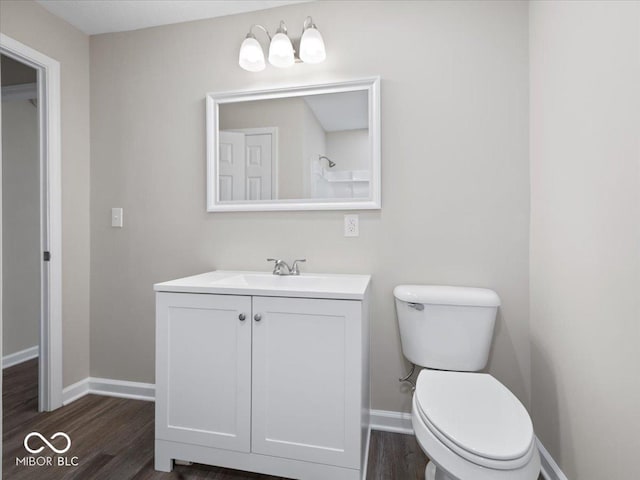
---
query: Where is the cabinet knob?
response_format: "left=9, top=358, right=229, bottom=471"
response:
left=238, top=313, right=246, bottom=321
left=254, top=314, right=262, bottom=322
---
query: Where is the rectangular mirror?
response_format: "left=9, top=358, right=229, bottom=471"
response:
left=206, top=77, right=380, bottom=212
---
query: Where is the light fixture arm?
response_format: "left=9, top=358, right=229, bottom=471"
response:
left=276, top=20, right=288, bottom=36
left=247, top=18, right=315, bottom=42
left=246, top=23, right=271, bottom=42
left=302, top=16, right=316, bottom=34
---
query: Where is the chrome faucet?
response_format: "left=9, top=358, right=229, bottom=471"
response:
left=267, top=259, right=290, bottom=275
left=267, top=258, right=306, bottom=276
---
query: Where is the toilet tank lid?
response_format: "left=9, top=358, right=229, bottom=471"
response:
left=393, top=285, right=501, bottom=307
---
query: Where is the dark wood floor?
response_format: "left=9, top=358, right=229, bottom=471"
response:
left=3, top=359, right=427, bottom=479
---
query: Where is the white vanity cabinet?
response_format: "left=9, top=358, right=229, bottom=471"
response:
left=154, top=271, right=371, bottom=480
left=155, top=293, right=252, bottom=452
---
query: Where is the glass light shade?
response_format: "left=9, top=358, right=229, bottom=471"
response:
left=268, top=32, right=295, bottom=68
left=300, top=27, right=326, bottom=64
left=239, top=36, right=265, bottom=72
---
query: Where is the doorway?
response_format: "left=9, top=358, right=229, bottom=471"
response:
left=0, top=34, right=62, bottom=412
left=1, top=54, right=40, bottom=414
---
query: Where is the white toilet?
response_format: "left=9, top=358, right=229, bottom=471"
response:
left=394, top=285, right=540, bottom=480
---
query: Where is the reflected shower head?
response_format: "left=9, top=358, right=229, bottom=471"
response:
left=319, top=155, right=336, bottom=168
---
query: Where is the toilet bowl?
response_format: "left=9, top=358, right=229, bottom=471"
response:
left=394, top=285, right=540, bottom=480
left=412, top=370, right=540, bottom=480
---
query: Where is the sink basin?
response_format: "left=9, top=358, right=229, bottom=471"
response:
left=210, top=273, right=334, bottom=289
left=154, top=270, right=371, bottom=300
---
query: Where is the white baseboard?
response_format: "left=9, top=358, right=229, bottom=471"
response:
left=2, top=345, right=39, bottom=369
left=89, top=377, right=155, bottom=401
left=537, top=438, right=569, bottom=480
left=62, top=377, right=90, bottom=405
left=370, top=409, right=414, bottom=434
left=62, top=376, right=155, bottom=405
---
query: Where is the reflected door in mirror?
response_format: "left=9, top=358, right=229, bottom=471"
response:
left=219, top=130, right=275, bottom=201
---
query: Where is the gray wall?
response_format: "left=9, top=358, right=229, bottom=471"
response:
left=0, top=0, right=91, bottom=387
left=90, top=0, right=530, bottom=412
left=529, top=1, right=640, bottom=478
left=301, top=100, right=326, bottom=197
left=326, top=129, right=369, bottom=172
left=1, top=99, right=39, bottom=357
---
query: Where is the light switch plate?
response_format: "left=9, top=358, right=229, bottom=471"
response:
left=111, top=208, right=123, bottom=228
left=344, top=214, right=359, bottom=237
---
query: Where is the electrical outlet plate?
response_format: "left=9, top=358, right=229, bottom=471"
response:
left=344, top=214, right=359, bottom=237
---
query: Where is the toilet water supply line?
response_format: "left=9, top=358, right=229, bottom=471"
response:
left=399, top=363, right=417, bottom=392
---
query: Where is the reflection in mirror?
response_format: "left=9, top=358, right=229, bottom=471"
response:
left=219, top=90, right=369, bottom=201
left=206, top=77, right=380, bottom=211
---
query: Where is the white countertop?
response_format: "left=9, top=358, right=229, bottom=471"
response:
left=154, top=270, right=371, bottom=300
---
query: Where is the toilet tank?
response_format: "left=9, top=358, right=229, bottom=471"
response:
left=394, top=285, right=501, bottom=372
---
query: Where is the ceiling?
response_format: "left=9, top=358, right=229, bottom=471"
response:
left=304, top=91, right=369, bottom=132
left=36, top=0, right=311, bottom=35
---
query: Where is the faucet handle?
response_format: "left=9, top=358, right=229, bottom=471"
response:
left=267, top=258, right=280, bottom=274
left=291, top=259, right=306, bottom=275
left=267, top=258, right=289, bottom=275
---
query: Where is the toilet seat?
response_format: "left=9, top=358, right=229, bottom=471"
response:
left=412, top=395, right=541, bottom=480
left=415, top=370, right=535, bottom=470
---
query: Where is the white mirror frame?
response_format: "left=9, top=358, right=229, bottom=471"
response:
left=206, top=77, right=381, bottom=212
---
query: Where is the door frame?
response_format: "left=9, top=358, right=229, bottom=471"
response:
left=0, top=33, right=63, bottom=411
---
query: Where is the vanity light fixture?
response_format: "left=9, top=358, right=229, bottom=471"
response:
left=299, top=17, right=326, bottom=64
left=238, top=16, right=326, bottom=72
left=238, top=24, right=269, bottom=72
left=269, top=21, right=295, bottom=68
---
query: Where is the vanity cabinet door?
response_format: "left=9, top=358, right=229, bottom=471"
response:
left=251, top=296, right=363, bottom=468
left=156, top=292, right=252, bottom=452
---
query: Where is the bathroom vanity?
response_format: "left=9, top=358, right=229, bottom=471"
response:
left=154, top=270, right=371, bottom=480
